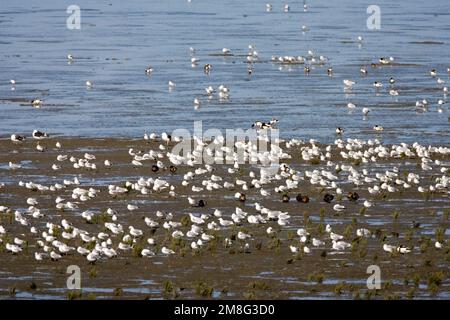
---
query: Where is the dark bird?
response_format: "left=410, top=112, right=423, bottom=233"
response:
left=169, top=165, right=177, bottom=173
left=204, top=64, right=211, bottom=74
left=347, top=192, right=359, bottom=201
left=197, top=199, right=205, bottom=207
left=296, top=194, right=309, bottom=203
left=323, top=193, right=334, bottom=203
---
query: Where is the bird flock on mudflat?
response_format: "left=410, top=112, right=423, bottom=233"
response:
left=1, top=128, right=449, bottom=263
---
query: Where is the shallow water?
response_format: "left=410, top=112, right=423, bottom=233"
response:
left=0, top=0, right=449, bottom=144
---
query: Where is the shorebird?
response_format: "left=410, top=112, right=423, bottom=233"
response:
left=35, top=252, right=45, bottom=261
left=141, top=249, right=155, bottom=257
left=383, top=243, right=396, bottom=253
left=343, top=79, right=356, bottom=87
left=205, top=86, right=214, bottom=95
left=373, top=81, right=383, bottom=88
left=333, top=204, right=345, bottom=212
left=87, top=252, right=98, bottom=263
left=31, top=99, right=42, bottom=107
left=363, top=200, right=373, bottom=208
left=222, top=48, right=231, bottom=55
left=389, top=89, right=399, bottom=96
left=127, top=204, right=139, bottom=211
left=145, top=66, right=153, bottom=75
left=312, top=238, right=325, bottom=247
left=36, top=143, right=45, bottom=152
left=50, top=251, right=62, bottom=261
left=347, top=192, right=359, bottom=201
left=323, top=193, right=334, bottom=203
left=161, top=247, right=175, bottom=255
left=129, top=226, right=143, bottom=237
left=11, top=134, right=25, bottom=142
left=33, top=130, right=49, bottom=139
left=397, top=245, right=411, bottom=254
left=379, top=57, right=390, bottom=65
left=332, top=240, right=351, bottom=251
left=219, top=218, right=233, bottom=227
left=6, top=243, right=22, bottom=254
left=373, top=125, right=384, bottom=132
left=356, top=228, right=371, bottom=237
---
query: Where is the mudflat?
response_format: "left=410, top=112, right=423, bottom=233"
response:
left=0, top=137, right=448, bottom=299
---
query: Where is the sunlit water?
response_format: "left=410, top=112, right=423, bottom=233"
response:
left=0, top=0, right=449, bottom=144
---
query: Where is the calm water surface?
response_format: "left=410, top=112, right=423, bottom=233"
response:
left=0, top=0, right=449, bottom=144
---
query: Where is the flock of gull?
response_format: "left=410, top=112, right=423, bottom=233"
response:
left=1, top=129, right=449, bottom=263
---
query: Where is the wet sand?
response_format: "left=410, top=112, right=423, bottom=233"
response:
left=0, top=137, right=449, bottom=299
